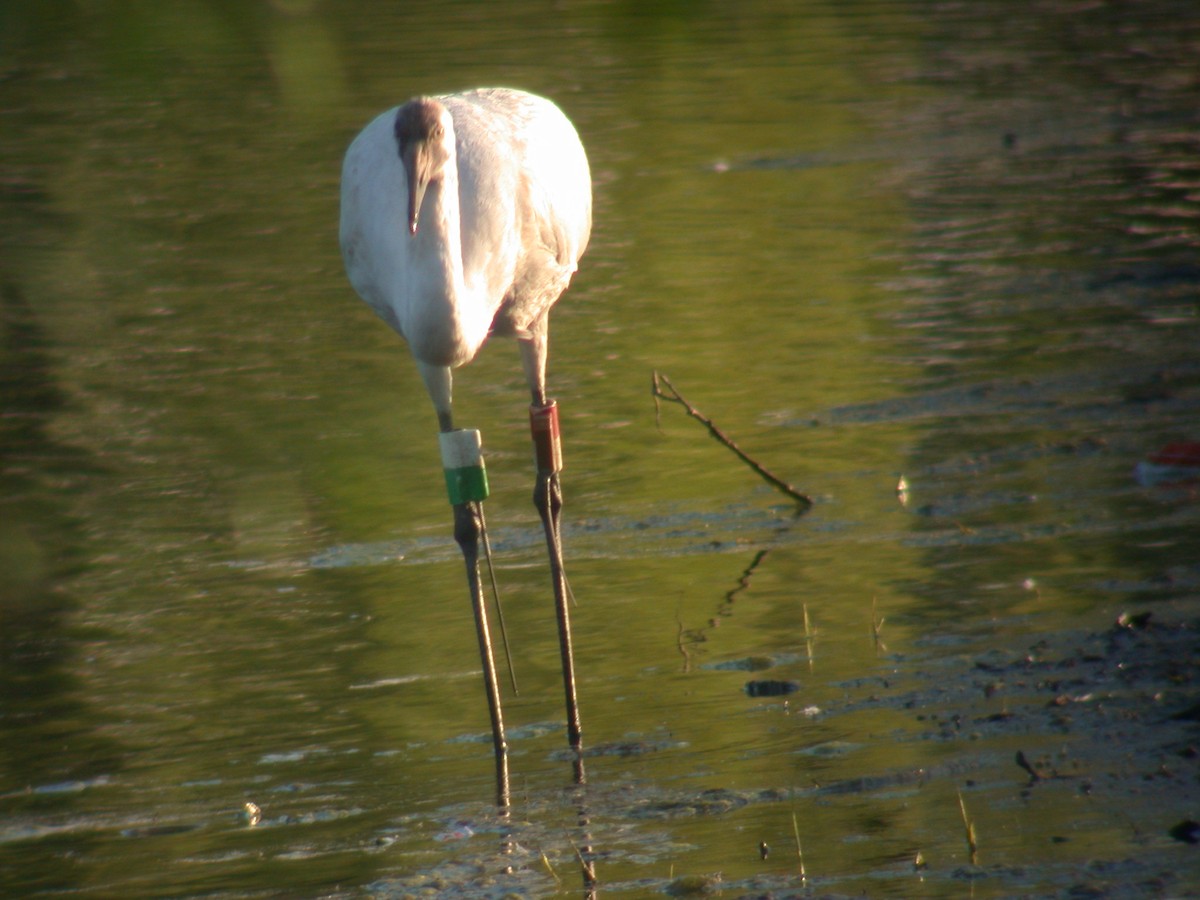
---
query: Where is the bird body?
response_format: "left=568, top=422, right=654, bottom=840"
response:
left=340, top=88, right=591, bottom=382
left=338, top=88, right=592, bottom=785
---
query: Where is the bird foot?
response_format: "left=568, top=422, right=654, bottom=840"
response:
left=453, top=500, right=483, bottom=552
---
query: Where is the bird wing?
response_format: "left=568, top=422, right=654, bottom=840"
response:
left=447, top=89, right=591, bottom=333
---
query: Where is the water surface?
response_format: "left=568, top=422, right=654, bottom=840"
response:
left=2, top=1, right=1199, bottom=897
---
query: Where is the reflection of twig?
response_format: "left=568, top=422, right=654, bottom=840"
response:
left=677, top=549, right=771, bottom=673
left=676, top=609, right=700, bottom=673
left=726, top=548, right=770, bottom=606
left=652, top=372, right=813, bottom=509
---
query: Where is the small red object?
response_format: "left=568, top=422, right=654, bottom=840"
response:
left=1135, top=441, right=1200, bottom=486
left=1148, top=442, right=1200, bottom=467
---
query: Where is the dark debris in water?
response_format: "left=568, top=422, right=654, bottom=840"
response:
left=546, top=735, right=690, bottom=766
left=630, top=787, right=752, bottom=820
left=1169, top=819, right=1200, bottom=845
left=355, top=613, right=1198, bottom=900
left=666, top=872, right=723, bottom=895
left=563, top=738, right=686, bottom=759
left=561, top=615, right=1198, bottom=847
left=744, top=679, right=800, bottom=697
left=708, top=655, right=776, bottom=672
left=119, top=823, right=199, bottom=839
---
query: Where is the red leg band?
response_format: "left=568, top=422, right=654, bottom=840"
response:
left=530, top=401, right=563, bottom=474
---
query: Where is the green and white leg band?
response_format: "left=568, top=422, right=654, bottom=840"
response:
left=439, top=429, right=489, bottom=505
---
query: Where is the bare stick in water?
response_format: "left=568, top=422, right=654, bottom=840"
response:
left=651, top=372, right=813, bottom=509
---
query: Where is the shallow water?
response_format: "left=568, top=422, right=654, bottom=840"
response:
left=2, top=1, right=1199, bottom=897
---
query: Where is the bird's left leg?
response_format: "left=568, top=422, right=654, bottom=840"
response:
left=420, top=363, right=510, bottom=806
left=519, top=327, right=583, bottom=754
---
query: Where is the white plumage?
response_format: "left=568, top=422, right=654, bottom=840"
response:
left=338, top=88, right=592, bottom=766
left=340, top=88, right=591, bottom=425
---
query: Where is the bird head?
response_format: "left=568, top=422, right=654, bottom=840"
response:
left=394, top=99, right=454, bottom=236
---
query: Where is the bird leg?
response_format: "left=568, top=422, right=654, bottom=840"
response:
left=519, top=329, right=584, bottom=756
left=440, top=429, right=509, bottom=808
left=452, top=499, right=510, bottom=806
left=530, top=401, right=583, bottom=753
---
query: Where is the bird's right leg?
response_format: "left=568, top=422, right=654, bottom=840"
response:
left=421, top=364, right=509, bottom=806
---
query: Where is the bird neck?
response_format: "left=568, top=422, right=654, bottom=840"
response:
left=408, top=166, right=490, bottom=366
left=421, top=174, right=467, bottom=295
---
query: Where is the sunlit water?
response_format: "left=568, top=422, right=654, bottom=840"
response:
left=3, top=1, right=1199, bottom=897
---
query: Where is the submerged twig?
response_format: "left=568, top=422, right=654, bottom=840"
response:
left=651, top=372, right=813, bottom=509
left=791, top=809, right=807, bottom=883
left=566, top=837, right=596, bottom=887
left=540, top=851, right=562, bottom=886
left=871, top=596, right=887, bottom=655
left=803, top=603, right=815, bottom=673
left=1015, top=750, right=1042, bottom=784
left=957, top=790, right=979, bottom=865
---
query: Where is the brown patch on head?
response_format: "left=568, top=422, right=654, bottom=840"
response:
left=393, top=98, right=450, bottom=236
left=394, top=98, right=445, bottom=151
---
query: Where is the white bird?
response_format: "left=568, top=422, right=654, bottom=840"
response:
left=339, top=88, right=591, bottom=776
